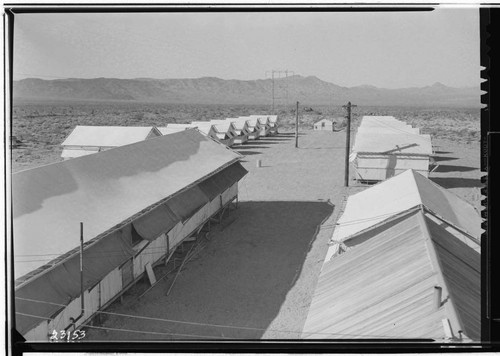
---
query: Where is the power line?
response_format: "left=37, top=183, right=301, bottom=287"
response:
left=15, top=296, right=400, bottom=338
left=15, top=312, right=229, bottom=340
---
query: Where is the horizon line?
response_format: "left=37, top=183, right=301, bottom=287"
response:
left=12, top=75, right=481, bottom=90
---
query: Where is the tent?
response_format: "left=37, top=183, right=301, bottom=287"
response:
left=60, top=126, right=161, bottom=160
left=351, top=116, right=432, bottom=181
left=14, top=130, right=248, bottom=338
left=237, top=117, right=262, bottom=140
left=157, top=124, right=193, bottom=136
left=303, top=209, right=480, bottom=341
left=225, top=118, right=251, bottom=144
left=249, top=115, right=271, bottom=137
left=303, top=169, right=482, bottom=341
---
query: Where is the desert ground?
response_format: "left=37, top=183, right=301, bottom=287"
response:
left=10, top=101, right=482, bottom=340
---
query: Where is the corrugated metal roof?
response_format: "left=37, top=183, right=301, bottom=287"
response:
left=330, top=170, right=482, bottom=244
left=13, top=130, right=242, bottom=279
left=61, top=126, right=161, bottom=147
left=303, top=210, right=480, bottom=340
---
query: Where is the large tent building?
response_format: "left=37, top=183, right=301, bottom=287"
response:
left=303, top=170, right=481, bottom=341
left=60, top=126, right=161, bottom=160
left=350, top=116, right=433, bottom=181
left=14, top=130, right=247, bottom=340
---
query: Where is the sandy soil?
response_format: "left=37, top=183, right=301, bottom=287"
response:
left=83, top=129, right=482, bottom=341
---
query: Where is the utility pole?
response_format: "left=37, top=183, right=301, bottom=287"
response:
left=295, top=101, right=299, bottom=148
left=343, top=101, right=357, bottom=187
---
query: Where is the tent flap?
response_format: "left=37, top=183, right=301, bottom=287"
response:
left=133, top=204, right=180, bottom=240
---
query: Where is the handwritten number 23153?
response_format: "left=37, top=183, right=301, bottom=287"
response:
left=49, top=329, right=86, bottom=342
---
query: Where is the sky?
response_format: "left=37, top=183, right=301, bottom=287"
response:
left=13, top=7, right=481, bottom=89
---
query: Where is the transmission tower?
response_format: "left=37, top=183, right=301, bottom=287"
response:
left=265, top=70, right=295, bottom=113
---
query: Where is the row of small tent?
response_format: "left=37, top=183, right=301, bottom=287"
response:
left=350, top=116, right=433, bottom=182
left=60, top=115, right=278, bottom=160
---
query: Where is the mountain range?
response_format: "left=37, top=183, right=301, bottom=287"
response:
left=13, top=75, right=482, bottom=108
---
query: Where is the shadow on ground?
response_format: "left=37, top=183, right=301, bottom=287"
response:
left=432, top=156, right=459, bottom=162
left=236, top=150, right=262, bottom=156
left=433, top=165, right=478, bottom=173
left=234, top=145, right=269, bottom=150
left=87, top=201, right=334, bottom=340
left=430, top=177, right=482, bottom=188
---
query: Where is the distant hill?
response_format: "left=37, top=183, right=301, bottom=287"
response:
left=13, top=76, right=482, bottom=108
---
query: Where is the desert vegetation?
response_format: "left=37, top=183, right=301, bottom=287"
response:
left=10, top=100, right=480, bottom=172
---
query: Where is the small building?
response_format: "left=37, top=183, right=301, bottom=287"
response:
left=14, top=130, right=247, bottom=340
left=225, top=118, right=250, bottom=144
left=60, top=126, right=161, bottom=160
left=351, top=116, right=432, bottom=181
left=303, top=170, right=481, bottom=341
left=313, top=119, right=335, bottom=131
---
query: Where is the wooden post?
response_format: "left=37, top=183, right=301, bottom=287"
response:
left=80, top=222, right=84, bottom=314
left=295, top=101, right=299, bottom=148
left=343, top=101, right=356, bottom=187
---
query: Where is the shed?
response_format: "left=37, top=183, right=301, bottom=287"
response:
left=14, top=130, right=247, bottom=340
left=351, top=116, right=432, bottom=181
left=313, top=119, right=335, bottom=131
left=60, top=126, right=161, bottom=160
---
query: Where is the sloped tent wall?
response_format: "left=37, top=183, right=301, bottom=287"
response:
left=15, top=230, right=134, bottom=335
left=16, top=162, right=248, bottom=337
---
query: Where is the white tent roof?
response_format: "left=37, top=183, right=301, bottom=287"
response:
left=225, top=118, right=249, bottom=130
left=13, top=130, right=242, bottom=279
left=331, top=170, right=482, bottom=245
left=352, top=131, right=433, bottom=155
left=314, top=118, right=335, bottom=125
left=61, top=126, right=160, bottom=147
left=157, top=125, right=195, bottom=136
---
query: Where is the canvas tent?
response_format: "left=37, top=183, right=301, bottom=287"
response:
left=351, top=116, right=433, bottom=181
left=268, top=115, right=279, bottom=134
left=157, top=124, right=194, bottom=136
left=225, top=118, right=251, bottom=144
left=303, top=209, right=480, bottom=341
left=249, top=115, right=271, bottom=137
left=303, top=169, right=482, bottom=341
left=188, top=122, right=219, bottom=141
left=14, top=130, right=247, bottom=340
left=60, top=126, right=161, bottom=159
left=237, top=117, right=262, bottom=140
left=327, top=169, right=481, bottom=259
left=313, top=119, right=335, bottom=131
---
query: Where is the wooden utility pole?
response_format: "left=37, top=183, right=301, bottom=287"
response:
left=295, top=101, right=299, bottom=148
left=343, top=101, right=357, bottom=187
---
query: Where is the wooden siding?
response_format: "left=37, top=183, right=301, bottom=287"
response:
left=426, top=216, right=481, bottom=340
left=303, top=213, right=447, bottom=339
